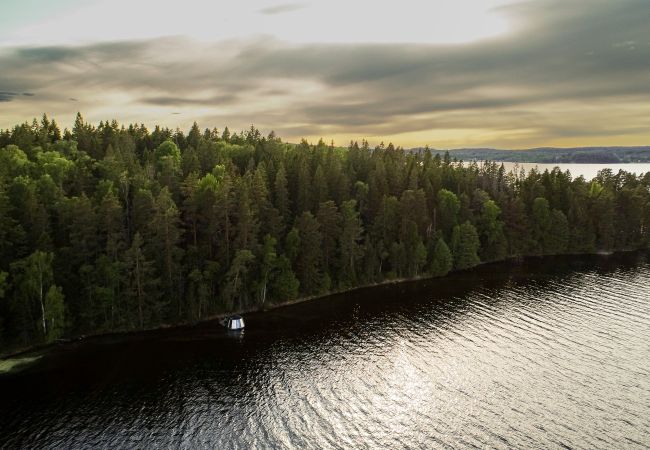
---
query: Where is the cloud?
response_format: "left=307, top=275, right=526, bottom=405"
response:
left=259, top=3, right=306, bottom=15
left=0, top=91, right=20, bottom=102
left=0, top=0, right=649, bottom=147
left=139, top=93, right=240, bottom=106
left=0, top=91, right=35, bottom=101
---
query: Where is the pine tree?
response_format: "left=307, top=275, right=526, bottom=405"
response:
left=401, top=220, right=427, bottom=277
left=44, top=285, right=65, bottom=341
left=311, top=164, right=329, bottom=211
left=10, top=251, right=55, bottom=339
left=273, top=163, right=290, bottom=228
left=296, top=158, right=311, bottom=214
left=258, top=235, right=277, bottom=307
left=316, top=201, right=341, bottom=278
left=294, top=212, right=325, bottom=295
left=339, top=200, right=364, bottom=287
left=123, top=233, right=158, bottom=329
left=532, top=197, right=551, bottom=254
left=429, top=238, right=453, bottom=277
left=233, top=175, right=258, bottom=252
left=451, top=222, right=481, bottom=270
left=150, top=188, right=184, bottom=317
left=223, top=249, right=255, bottom=310
left=547, top=209, right=569, bottom=254
left=269, top=255, right=300, bottom=304
left=436, top=189, right=460, bottom=239
left=476, top=198, right=507, bottom=261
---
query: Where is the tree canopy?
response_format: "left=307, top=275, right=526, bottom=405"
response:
left=1, top=114, right=649, bottom=351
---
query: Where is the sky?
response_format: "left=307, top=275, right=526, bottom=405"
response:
left=1, top=0, right=649, bottom=149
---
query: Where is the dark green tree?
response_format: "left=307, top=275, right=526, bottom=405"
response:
left=339, top=200, right=364, bottom=287
left=451, top=222, right=481, bottom=270
left=429, top=238, right=453, bottom=277
left=294, top=212, right=326, bottom=294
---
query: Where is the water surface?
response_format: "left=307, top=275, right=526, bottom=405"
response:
left=1, top=254, right=649, bottom=448
left=496, top=162, right=650, bottom=179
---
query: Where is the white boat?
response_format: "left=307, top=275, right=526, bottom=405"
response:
left=222, top=315, right=245, bottom=330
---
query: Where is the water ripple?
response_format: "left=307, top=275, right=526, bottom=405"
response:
left=1, top=255, right=650, bottom=448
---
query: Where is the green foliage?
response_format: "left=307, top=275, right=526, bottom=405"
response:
left=270, top=256, right=299, bottom=302
left=258, top=235, right=277, bottom=306
left=1, top=115, right=650, bottom=351
left=451, top=222, right=481, bottom=270
left=429, top=238, right=453, bottom=277
left=154, top=140, right=181, bottom=170
left=37, top=151, right=73, bottom=187
left=0, top=272, right=8, bottom=298
left=436, top=189, right=460, bottom=238
left=547, top=209, right=569, bottom=254
left=9, top=251, right=56, bottom=341
left=476, top=198, right=507, bottom=261
left=44, top=286, right=65, bottom=342
left=339, top=200, right=364, bottom=287
left=532, top=197, right=551, bottom=254
left=0, top=145, right=31, bottom=179
left=401, top=220, right=427, bottom=277
left=223, top=250, right=255, bottom=310
left=273, top=163, right=290, bottom=221
left=294, top=212, right=326, bottom=295
left=316, top=200, right=341, bottom=277
left=123, top=233, right=159, bottom=328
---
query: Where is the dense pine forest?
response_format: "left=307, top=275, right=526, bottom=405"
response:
left=1, top=114, right=649, bottom=351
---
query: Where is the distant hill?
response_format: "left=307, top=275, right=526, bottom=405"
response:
left=410, top=146, right=650, bottom=163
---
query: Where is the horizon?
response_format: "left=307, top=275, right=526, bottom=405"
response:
left=1, top=0, right=650, bottom=148
left=4, top=113, right=650, bottom=152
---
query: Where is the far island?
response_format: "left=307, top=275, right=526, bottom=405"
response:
left=414, top=146, right=650, bottom=164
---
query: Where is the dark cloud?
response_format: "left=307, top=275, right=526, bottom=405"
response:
left=14, top=40, right=154, bottom=63
left=0, top=91, right=34, bottom=101
left=259, top=3, right=305, bottom=15
left=1, top=0, right=649, bottom=144
left=140, top=93, right=239, bottom=106
left=0, top=91, right=19, bottom=102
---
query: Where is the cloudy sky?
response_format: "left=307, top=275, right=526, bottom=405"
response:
left=1, top=0, right=649, bottom=148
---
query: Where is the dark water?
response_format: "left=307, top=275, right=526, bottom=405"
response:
left=1, top=254, right=649, bottom=449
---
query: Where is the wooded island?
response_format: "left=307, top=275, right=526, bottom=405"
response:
left=1, top=114, right=649, bottom=351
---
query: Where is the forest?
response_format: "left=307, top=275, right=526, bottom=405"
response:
left=1, top=114, right=649, bottom=352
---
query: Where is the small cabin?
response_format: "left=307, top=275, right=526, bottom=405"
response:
left=226, top=315, right=245, bottom=330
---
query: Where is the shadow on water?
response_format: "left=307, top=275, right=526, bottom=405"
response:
left=0, top=251, right=648, bottom=448
left=0, top=252, right=645, bottom=388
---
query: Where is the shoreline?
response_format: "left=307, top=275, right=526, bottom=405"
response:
left=1, top=247, right=646, bottom=366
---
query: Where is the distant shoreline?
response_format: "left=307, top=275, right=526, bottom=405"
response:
left=480, top=161, right=650, bottom=180
left=2, top=247, right=646, bottom=371
left=413, top=146, right=650, bottom=164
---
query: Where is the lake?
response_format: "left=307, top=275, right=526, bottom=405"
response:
left=1, top=253, right=649, bottom=448
left=495, top=162, right=650, bottom=180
